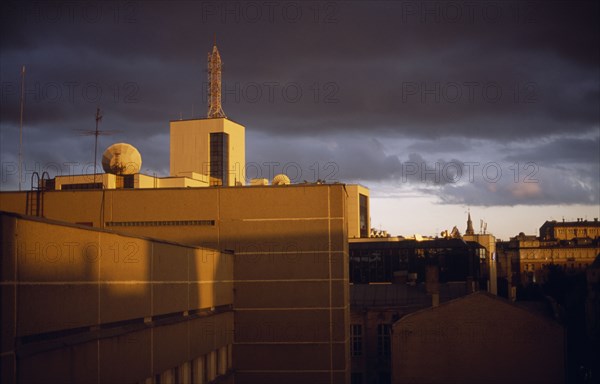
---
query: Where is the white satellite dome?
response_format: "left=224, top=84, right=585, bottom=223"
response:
left=272, top=174, right=291, bottom=186
left=102, top=143, right=142, bottom=175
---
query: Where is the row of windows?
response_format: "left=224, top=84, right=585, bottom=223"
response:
left=61, top=182, right=103, bottom=190
left=350, top=250, right=479, bottom=284
left=522, top=252, right=596, bottom=260
left=106, top=220, right=215, bottom=227
left=140, top=345, right=231, bottom=384
left=524, top=263, right=589, bottom=271
left=557, top=228, right=598, bottom=235
left=350, top=324, right=391, bottom=358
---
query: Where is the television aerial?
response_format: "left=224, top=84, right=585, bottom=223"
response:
left=74, top=108, right=121, bottom=174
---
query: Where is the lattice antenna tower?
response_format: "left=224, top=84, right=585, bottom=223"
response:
left=207, top=35, right=226, bottom=118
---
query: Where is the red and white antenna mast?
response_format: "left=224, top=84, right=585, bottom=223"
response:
left=207, top=35, right=226, bottom=118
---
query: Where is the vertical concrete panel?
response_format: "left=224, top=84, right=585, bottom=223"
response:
left=153, top=321, right=190, bottom=375
left=19, top=341, right=99, bottom=384
left=99, top=329, right=151, bottom=384
left=18, top=284, right=99, bottom=335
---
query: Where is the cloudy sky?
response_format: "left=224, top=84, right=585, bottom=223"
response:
left=1, top=0, right=598, bottom=239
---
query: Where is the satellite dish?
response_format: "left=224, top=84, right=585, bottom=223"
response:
left=101, top=143, right=142, bottom=175
left=272, top=174, right=291, bottom=186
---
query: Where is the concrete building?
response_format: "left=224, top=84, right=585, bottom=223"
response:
left=585, top=255, right=600, bottom=381
left=462, top=214, right=498, bottom=295
left=347, top=236, right=486, bottom=384
left=1, top=182, right=362, bottom=383
left=349, top=237, right=486, bottom=288
left=349, top=283, right=468, bottom=384
left=540, top=218, right=600, bottom=241
left=0, top=41, right=371, bottom=383
left=392, top=292, right=565, bottom=384
left=496, top=220, right=600, bottom=297
left=170, top=117, right=245, bottom=186
left=1, top=211, right=233, bottom=384
left=345, top=185, right=370, bottom=239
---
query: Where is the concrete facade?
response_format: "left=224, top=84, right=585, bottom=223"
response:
left=392, top=292, right=565, bottom=384
left=169, top=118, right=245, bottom=186
left=51, top=173, right=209, bottom=191
left=349, top=283, right=468, bottom=384
left=349, top=238, right=485, bottom=286
left=463, top=233, right=497, bottom=294
left=496, top=232, right=599, bottom=292
left=0, top=183, right=358, bottom=383
left=1, top=212, right=233, bottom=384
left=345, top=185, right=370, bottom=239
left=539, top=219, right=600, bottom=241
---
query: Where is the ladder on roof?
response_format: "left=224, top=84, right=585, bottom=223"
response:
left=26, top=172, right=49, bottom=217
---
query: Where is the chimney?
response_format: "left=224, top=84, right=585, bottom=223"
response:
left=426, top=265, right=440, bottom=307
left=466, top=276, right=475, bottom=293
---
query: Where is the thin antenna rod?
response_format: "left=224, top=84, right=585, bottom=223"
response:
left=73, top=110, right=118, bottom=175
left=18, top=65, right=25, bottom=191
left=94, top=107, right=102, bottom=174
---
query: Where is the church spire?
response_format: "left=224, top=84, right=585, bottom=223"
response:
left=466, top=211, right=475, bottom=235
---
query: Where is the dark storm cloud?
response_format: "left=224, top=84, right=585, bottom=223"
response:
left=408, top=138, right=471, bottom=153
left=1, top=0, right=598, bottom=205
left=503, top=136, right=600, bottom=166
left=2, top=0, right=598, bottom=137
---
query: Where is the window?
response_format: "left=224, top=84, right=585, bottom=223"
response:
left=350, top=324, right=363, bottom=357
left=377, top=324, right=391, bottom=358
left=210, top=132, right=229, bottom=186
left=359, top=194, right=368, bottom=238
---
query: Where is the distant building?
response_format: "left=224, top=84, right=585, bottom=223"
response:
left=587, top=254, right=600, bottom=339
left=349, top=283, right=468, bottom=384
left=349, top=238, right=486, bottom=288
left=348, top=236, right=487, bottom=384
left=540, top=218, right=600, bottom=241
left=392, top=292, right=565, bottom=384
left=496, top=219, right=600, bottom=297
left=585, top=255, right=600, bottom=380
